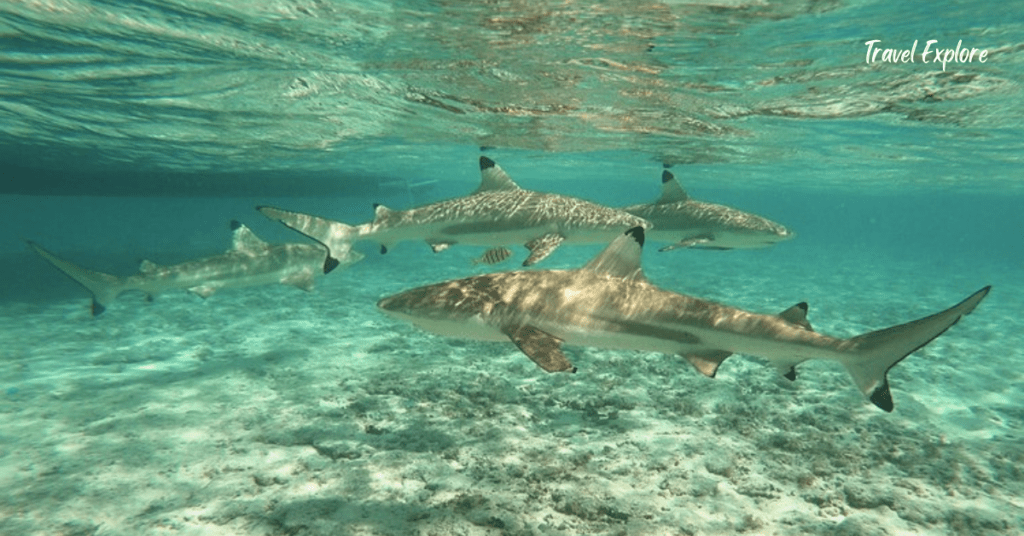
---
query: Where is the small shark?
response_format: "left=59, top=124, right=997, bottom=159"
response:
left=28, top=220, right=363, bottom=315
left=258, top=156, right=649, bottom=267
left=377, top=227, right=989, bottom=412
left=622, top=170, right=794, bottom=251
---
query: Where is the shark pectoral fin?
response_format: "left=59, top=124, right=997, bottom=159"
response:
left=659, top=234, right=714, bottom=252
left=683, top=350, right=732, bottom=378
left=523, top=233, right=565, bottom=266
left=504, top=325, right=576, bottom=373
left=282, top=270, right=316, bottom=292
left=773, top=359, right=803, bottom=381
left=188, top=285, right=220, bottom=299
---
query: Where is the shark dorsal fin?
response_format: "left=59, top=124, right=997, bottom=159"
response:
left=372, top=203, right=393, bottom=223
left=582, top=226, right=646, bottom=281
left=230, top=220, right=268, bottom=253
left=656, top=170, right=689, bottom=204
left=476, top=156, right=522, bottom=193
left=779, top=302, right=814, bottom=331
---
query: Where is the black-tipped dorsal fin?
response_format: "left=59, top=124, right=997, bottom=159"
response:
left=779, top=302, right=813, bottom=331
left=655, top=170, right=689, bottom=204
left=230, top=220, right=268, bottom=253
left=582, top=227, right=646, bottom=281
left=476, top=156, right=522, bottom=193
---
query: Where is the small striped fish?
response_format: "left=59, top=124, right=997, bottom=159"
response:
left=471, top=247, right=513, bottom=266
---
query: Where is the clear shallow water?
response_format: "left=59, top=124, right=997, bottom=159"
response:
left=2, top=1, right=1023, bottom=535
left=2, top=0, right=1022, bottom=188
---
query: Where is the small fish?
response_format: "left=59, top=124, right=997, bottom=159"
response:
left=471, top=247, right=513, bottom=266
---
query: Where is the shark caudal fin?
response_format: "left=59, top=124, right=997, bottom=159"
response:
left=26, top=241, right=127, bottom=316
left=843, top=286, right=991, bottom=412
left=256, top=206, right=358, bottom=274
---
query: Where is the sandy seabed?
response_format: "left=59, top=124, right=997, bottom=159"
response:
left=1, top=244, right=1021, bottom=536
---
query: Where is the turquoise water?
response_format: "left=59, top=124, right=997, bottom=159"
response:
left=2, top=1, right=1023, bottom=535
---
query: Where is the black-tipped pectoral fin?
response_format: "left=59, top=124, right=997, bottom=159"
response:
left=683, top=350, right=732, bottom=378
left=772, top=358, right=804, bottom=381
left=504, top=325, right=576, bottom=373
left=283, top=270, right=316, bottom=292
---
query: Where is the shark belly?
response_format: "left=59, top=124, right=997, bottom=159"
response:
left=524, top=288, right=849, bottom=365
left=381, top=310, right=509, bottom=342
left=131, top=260, right=314, bottom=298
left=370, top=219, right=553, bottom=248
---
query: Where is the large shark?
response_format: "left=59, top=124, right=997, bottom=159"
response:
left=377, top=227, right=989, bottom=412
left=622, top=170, right=794, bottom=251
left=28, top=220, right=363, bottom=315
left=258, top=156, right=649, bottom=267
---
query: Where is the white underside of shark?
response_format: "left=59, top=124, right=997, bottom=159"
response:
left=622, top=170, right=794, bottom=251
left=258, top=156, right=649, bottom=267
left=378, top=227, right=989, bottom=412
left=28, top=221, right=363, bottom=315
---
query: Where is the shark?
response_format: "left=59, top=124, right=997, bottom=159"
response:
left=27, top=220, right=363, bottom=315
left=622, top=170, right=794, bottom=251
left=377, top=226, right=989, bottom=412
left=257, top=156, right=649, bottom=267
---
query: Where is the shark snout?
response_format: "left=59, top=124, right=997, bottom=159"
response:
left=774, top=226, right=796, bottom=242
left=377, top=295, right=401, bottom=313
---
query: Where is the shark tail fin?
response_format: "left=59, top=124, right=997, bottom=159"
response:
left=256, top=206, right=358, bottom=274
left=843, top=286, right=990, bottom=412
left=27, top=241, right=127, bottom=316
